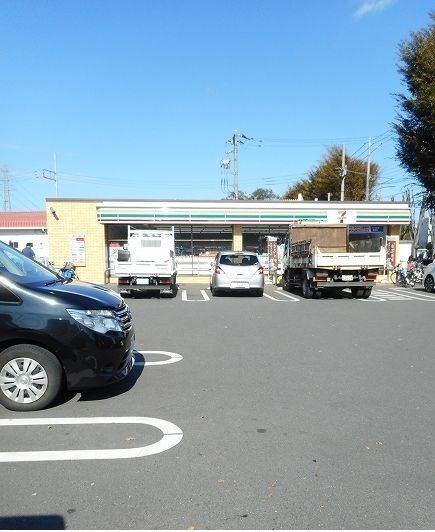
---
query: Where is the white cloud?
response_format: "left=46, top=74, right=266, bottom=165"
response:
left=354, top=0, right=395, bottom=19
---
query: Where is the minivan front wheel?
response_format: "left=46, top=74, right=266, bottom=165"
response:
left=0, top=345, right=63, bottom=411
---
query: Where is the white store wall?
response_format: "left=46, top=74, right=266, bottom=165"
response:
left=0, top=230, right=49, bottom=263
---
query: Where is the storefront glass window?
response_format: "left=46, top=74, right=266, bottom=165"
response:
left=348, top=225, right=385, bottom=252
left=106, top=224, right=233, bottom=275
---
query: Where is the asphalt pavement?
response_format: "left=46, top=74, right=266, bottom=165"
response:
left=1, top=284, right=434, bottom=529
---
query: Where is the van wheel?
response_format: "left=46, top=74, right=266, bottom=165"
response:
left=0, top=345, right=63, bottom=411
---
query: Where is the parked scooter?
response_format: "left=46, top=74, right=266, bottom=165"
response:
left=58, top=262, right=78, bottom=280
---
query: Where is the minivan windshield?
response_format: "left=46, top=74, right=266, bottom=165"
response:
left=0, top=241, right=59, bottom=285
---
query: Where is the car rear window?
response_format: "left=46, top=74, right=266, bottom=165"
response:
left=219, top=254, right=259, bottom=266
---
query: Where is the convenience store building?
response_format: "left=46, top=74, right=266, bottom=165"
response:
left=45, top=198, right=411, bottom=283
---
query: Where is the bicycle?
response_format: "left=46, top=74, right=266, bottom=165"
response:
left=389, top=264, right=410, bottom=286
left=390, top=263, right=423, bottom=287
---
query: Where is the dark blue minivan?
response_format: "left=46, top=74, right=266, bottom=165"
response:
left=0, top=241, right=135, bottom=411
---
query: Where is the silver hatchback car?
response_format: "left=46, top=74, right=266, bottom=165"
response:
left=210, top=251, right=264, bottom=296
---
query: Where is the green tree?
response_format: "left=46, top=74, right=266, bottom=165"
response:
left=394, top=12, right=435, bottom=208
left=249, top=188, right=279, bottom=200
left=282, top=146, right=379, bottom=201
left=222, top=190, right=249, bottom=200
left=222, top=188, right=279, bottom=200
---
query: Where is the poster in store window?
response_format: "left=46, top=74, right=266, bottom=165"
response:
left=386, top=236, right=398, bottom=271
left=70, top=234, right=86, bottom=266
left=267, top=236, right=278, bottom=272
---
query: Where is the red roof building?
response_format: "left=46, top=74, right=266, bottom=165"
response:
left=0, top=211, right=47, bottom=229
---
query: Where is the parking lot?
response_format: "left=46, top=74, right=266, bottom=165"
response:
left=1, top=284, right=435, bottom=529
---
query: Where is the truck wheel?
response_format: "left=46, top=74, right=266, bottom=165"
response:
left=361, top=288, right=372, bottom=299
left=168, top=275, right=178, bottom=298
left=169, top=283, right=178, bottom=298
left=301, top=277, right=314, bottom=299
left=351, top=288, right=365, bottom=298
left=0, top=345, right=63, bottom=411
left=283, top=272, right=290, bottom=291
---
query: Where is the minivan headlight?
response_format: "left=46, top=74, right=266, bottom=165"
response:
left=66, top=309, right=122, bottom=334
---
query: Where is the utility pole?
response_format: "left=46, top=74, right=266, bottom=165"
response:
left=365, top=137, right=372, bottom=201
left=340, top=144, right=347, bottom=201
left=1, top=165, right=11, bottom=211
left=53, top=152, right=58, bottom=197
left=413, top=197, right=427, bottom=256
left=232, top=130, right=239, bottom=200
left=221, top=131, right=253, bottom=199
left=40, top=152, right=59, bottom=197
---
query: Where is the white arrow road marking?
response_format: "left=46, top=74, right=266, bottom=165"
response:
left=182, top=289, right=210, bottom=301
left=135, top=351, right=183, bottom=366
left=0, top=417, right=183, bottom=462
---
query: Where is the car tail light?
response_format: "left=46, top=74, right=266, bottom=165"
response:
left=257, top=266, right=264, bottom=275
left=118, top=277, right=130, bottom=285
left=215, top=265, right=224, bottom=274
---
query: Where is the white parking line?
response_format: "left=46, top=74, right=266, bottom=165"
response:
left=182, top=289, right=210, bottom=301
left=390, top=288, right=435, bottom=300
left=274, top=290, right=300, bottom=301
left=134, top=350, right=183, bottom=366
left=361, top=294, right=386, bottom=301
left=375, top=289, right=435, bottom=301
left=0, top=417, right=183, bottom=462
left=373, top=291, right=410, bottom=300
left=263, top=293, right=284, bottom=301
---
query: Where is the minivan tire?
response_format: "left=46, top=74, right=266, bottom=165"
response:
left=424, top=274, right=434, bottom=293
left=0, top=345, right=63, bottom=411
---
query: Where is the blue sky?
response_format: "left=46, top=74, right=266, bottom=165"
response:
left=0, top=0, right=433, bottom=210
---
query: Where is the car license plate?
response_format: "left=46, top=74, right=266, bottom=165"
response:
left=136, top=278, right=149, bottom=285
left=231, top=282, right=248, bottom=289
left=342, top=275, right=353, bottom=281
